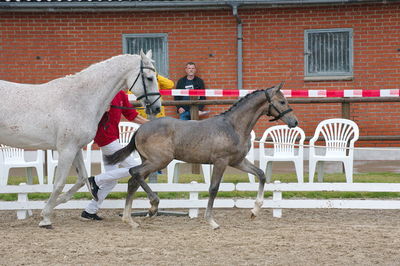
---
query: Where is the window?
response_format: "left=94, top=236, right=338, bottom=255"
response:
left=304, top=28, right=353, bottom=80
left=123, top=33, right=168, bottom=76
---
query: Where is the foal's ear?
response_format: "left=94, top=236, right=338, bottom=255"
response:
left=266, top=81, right=284, bottom=99
left=277, top=81, right=285, bottom=91
left=266, top=86, right=277, bottom=99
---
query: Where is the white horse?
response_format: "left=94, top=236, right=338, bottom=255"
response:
left=0, top=50, right=161, bottom=228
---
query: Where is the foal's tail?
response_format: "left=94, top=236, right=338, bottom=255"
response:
left=105, top=132, right=138, bottom=165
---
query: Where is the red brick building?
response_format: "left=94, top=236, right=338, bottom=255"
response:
left=1, top=0, right=399, bottom=147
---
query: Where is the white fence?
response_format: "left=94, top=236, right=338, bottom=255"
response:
left=236, top=181, right=400, bottom=218
left=0, top=182, right=235, bottom=219
left=1, top=181, right=400, bottom=220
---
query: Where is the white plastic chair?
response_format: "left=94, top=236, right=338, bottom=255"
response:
left=0, top=144, right=45, bottom=185
left=309, top=118, right=359, bottom=183
left=259, top=125, right=305, bottom=183
left=100, top=121, right=141, bottom=173
left=47, top=141, right=93, bottom=184
left=167, top=160, right=211, bottom=184
left=167, top=131, right=256, bottom=184
left=118, top=121, right=140, bottom=146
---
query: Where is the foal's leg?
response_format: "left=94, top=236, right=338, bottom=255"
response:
left=122, top=171, right=141, bottom=228
left=40, top=147, right=79, bottom=228
left=231, top=158, right=266, bottom=218
left=55, top=150, right=87, bottom=205
left=129, top=161, right=169, bottom=217
left=138, top=178, right=159, bottom=217
left=205, top=160, right=228, bottom=230
left=122, top=160, right=168, bottom=228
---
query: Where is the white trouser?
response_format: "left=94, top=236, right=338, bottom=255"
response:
left=85, top=140, right=141, bottom=214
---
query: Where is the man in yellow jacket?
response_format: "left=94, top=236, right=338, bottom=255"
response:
left=135, top=74, right=174, bottom=118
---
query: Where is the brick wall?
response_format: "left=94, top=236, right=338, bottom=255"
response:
left=1, top=2, right=399, bottom=146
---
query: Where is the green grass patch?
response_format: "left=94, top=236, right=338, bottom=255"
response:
left=2, top=172, right=400, bottom=201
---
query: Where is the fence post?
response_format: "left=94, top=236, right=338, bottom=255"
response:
left=272, top=180, right=282, bottom=218
left=17, top=183, right=32, bottom=220
left=189, top=181, right=199, bottom=218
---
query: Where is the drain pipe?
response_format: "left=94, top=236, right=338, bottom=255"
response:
left=231, top=3, right=243, bottom=91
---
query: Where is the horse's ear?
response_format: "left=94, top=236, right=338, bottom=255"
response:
left=141, top=50, right=154, bottom=63
left=140, top=49, right=145, bottom=58
left=145, top=50, right=153, bottom=60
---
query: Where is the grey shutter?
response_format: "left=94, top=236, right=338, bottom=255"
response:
left=305, top=29, right=353, bottom=77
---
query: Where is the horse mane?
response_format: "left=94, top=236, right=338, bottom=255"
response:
left=73, top=54, right=137, bottom=78
left=49, top=54, right=139, bottom=88
left=218, top=88, right=269, bottom=116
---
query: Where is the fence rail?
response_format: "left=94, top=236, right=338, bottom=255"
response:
left=2, top=181, right=400, bottom=221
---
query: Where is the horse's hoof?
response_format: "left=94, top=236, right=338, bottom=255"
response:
left=250, top=207, right=259, bottom=219
left=211, top=223, right=220, bottom=230
left=129, top=221, right=140, bottom=229
left=209, top=219, right=220, bottom=230
left=122, top=216, right=139, bottom=229
left=148, top=210, right=158, bottom=218
left=39, top=219, right=53, bottom=229
left=39, top=224, right=54, bottom=229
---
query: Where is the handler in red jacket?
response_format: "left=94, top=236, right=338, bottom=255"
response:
left=81, top=90, right=148, bottom=220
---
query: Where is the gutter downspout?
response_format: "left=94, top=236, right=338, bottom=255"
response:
left=231, top=3, right=243, bottom=91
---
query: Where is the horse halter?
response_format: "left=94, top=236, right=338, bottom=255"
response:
left=264, top=88, right=293, bottom=122
left=128, top=60, right=161, bottom=110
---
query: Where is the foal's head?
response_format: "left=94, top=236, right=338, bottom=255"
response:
left=264, top=82, right=298, bottom=128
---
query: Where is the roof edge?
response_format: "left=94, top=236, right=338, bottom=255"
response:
left=0, top=0, right=397, bottom=13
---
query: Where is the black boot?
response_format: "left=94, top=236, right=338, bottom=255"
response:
left=81, top=211, right=103, bottom=221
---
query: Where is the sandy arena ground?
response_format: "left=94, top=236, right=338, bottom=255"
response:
left=1, top=208, right=400, bottom=265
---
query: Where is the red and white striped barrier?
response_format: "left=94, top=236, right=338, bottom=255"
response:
left=161, top=89, right=400, bottom=98
left=128, top=89, right=400, bottom=100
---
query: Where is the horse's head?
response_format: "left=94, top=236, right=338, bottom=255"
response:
left=264, top=82, right=298, bottom=128
left=129, top=50, right=162, bottom=115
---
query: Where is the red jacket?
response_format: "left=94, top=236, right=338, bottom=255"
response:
left=94, top=91, right=138, bottom=147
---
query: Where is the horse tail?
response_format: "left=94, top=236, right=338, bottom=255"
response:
left=105, top=132, right=138, bottom=165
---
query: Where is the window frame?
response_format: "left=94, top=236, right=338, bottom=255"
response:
left=304, top=28, right=353, bottom=81
left=122, top=33, right=169, bottom=76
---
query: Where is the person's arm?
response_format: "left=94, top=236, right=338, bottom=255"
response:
left=174, top=96, right=186, bottom=114
left=121, top=92, right=140, bottom=121
left=132, top=115, right=149, bottom=125
left=198, top=78, right=206, bottom=90
left=121, top=93, right=148, bottom=124
left=175, top=77, right=184, bottom=90
left=157, top=74, right=174, bottom=90
left=197, top=77, right=206, bottom=110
